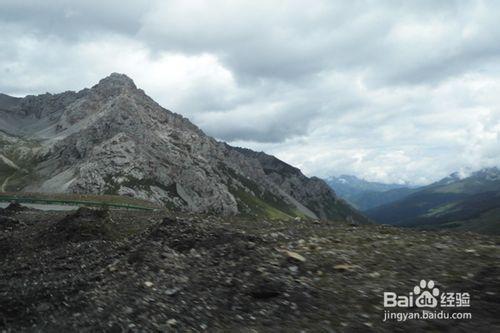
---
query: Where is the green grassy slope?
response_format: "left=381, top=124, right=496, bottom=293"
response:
left=366, top=181, right=500, bottom=234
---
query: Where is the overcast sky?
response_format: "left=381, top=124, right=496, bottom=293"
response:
left=1, top=0, right=499, bottom=184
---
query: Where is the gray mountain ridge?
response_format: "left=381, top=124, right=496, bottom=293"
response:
left=0, top=73, right=367, bottom=222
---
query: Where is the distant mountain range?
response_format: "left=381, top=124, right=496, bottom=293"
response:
left=365, top=168, right=500, bottom=234
left=0, top=73, right=368, bottom=223
left=325, top=175, right=419, bottom=210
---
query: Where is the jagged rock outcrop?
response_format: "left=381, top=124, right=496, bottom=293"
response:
left=0, top=73, right=367, bottom=221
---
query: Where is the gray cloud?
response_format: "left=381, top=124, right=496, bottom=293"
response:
left=0, top=1, right=146, bottom=38
left=1, top=0, right=500, bottom=183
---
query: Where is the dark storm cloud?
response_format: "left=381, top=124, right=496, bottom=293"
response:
left=1, top=0, right=500, bottom=183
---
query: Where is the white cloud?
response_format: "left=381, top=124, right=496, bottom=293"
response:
left=1, top=0, right=500, bottom=184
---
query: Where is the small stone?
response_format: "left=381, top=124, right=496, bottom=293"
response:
left=434, top=243, right=449, bottom=250
left=369, top=271, right=381, bottom=278
left=144, top=281, right=154, bottom=287
left=165, top=287, right=181, bottom=296
left=334, top=263, right=356, bottom=271
left=167, top=319, right=178, bottom=326
left=284, top=250, right=306, bottom=263
left=289, top=265, right=299, bottom=273
left=464, top=249, right=476, bottom=253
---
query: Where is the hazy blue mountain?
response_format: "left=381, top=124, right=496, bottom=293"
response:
left=365, top=167, right=500, bottom=234
left=325, top=175, right=418, bottom=210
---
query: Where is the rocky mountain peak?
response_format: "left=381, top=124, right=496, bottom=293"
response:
left=0, top=74, right=368, bottom=223
left=92, top=73, right=137, bottom=96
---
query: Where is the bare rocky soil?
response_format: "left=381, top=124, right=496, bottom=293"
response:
left=0, top=205, right=499, bottom=332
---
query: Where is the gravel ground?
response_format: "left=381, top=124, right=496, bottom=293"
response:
left=0, top=205, right=499, bottom=332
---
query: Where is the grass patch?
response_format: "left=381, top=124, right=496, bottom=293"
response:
left=423, top=202, right=459, bottom=217
left=0, top=191, right=160, bottom=209
left=220, top=162, right=306, bottom=219
left=230, top=187, right=292, bottom=219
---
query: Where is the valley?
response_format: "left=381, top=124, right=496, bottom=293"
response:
left=2, top=2, right=500, bottom=332
left=1, top=73, right=499, bottom=332
left=364, top=168, right=500, bottom=234
left=325, top=175, right=418, bottom=211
